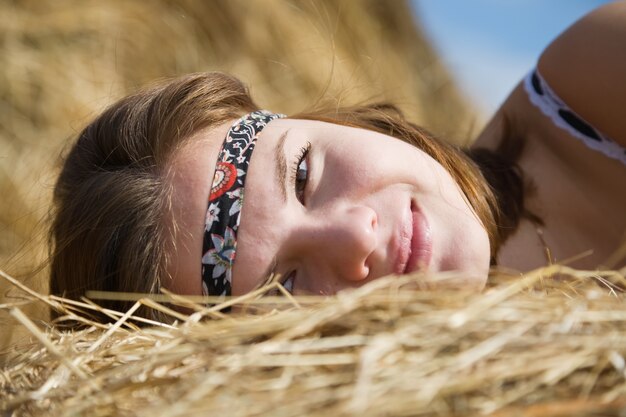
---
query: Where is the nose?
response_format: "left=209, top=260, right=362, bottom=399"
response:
left=293, top=204, right=378, bottom=282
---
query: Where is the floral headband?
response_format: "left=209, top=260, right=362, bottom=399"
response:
left=201, top=110, right=285, bottom=296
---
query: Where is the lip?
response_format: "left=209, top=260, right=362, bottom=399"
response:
left=394, top=200, right=432, bottom=274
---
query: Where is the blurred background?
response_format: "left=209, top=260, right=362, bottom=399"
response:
left=0, top=0, right=608, bottom=348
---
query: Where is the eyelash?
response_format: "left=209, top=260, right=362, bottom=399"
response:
left=290, top=141, right=311, bottom=204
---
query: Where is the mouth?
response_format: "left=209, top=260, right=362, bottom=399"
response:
left=394, top=200, right=432, bottom=275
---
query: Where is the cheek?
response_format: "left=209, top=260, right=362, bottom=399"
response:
left=312, top=152, right=371, bottom=199
left=452, top=204, right=491, bottom=275
left=322, top=139, right=418, bottom=189
left=426, top=171, right=490, bottom=273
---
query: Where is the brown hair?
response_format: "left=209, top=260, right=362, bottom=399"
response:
left=50, top=72, right=523, bottom=322
left=50, top=72, right=258, bottom=321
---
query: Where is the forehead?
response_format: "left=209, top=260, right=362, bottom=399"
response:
left=228, top=119, right=290, bottom=293
left=165, top=120, right=235, bottom=294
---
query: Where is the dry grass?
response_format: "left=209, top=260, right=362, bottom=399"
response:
left=2, top=265, right=626, bottom=416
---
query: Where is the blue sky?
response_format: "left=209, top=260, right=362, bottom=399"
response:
left=412, top=0, right=611, bottom=114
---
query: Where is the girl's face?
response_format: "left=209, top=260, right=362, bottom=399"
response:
left=167, top=119, right=490, bottom=297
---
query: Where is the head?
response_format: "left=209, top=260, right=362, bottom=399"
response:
left=50, top=72, right=507, bottom=321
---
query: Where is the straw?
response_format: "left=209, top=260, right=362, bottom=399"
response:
left=2, top=266, right=626, bottom=416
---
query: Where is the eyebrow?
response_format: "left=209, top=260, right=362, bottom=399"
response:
left=274, top=129, right=290, bottom=203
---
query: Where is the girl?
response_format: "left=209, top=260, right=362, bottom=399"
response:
left=50, top=2, right=625, bottom=318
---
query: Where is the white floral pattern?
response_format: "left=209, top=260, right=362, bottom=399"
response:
left=227, top=188, right=243, bottom=216
left=205, top=202, right=221, bottom=231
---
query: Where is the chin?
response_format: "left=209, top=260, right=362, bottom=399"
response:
left=460, top=268, right=489, bottom=290
left=433, top=240, right=490, bottom=291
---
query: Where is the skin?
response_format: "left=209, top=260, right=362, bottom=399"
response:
left=474, top=2, right=626, bottom=270
left=166, top=119, right=490, bottom=296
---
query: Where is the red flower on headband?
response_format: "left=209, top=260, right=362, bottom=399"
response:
left=209, top=162, right=237, bottom=201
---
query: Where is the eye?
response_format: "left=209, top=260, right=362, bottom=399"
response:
left=291, top=142, right=311, bottom=204
left=263, top=270, right=296, bottom=296
left=282, top=271, right=296, bottom=294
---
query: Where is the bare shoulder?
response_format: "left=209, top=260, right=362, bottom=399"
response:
left=538, top=1, right=626, bottom=146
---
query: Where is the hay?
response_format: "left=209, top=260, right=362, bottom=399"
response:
left=2, top=265, right=626, bottom=416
